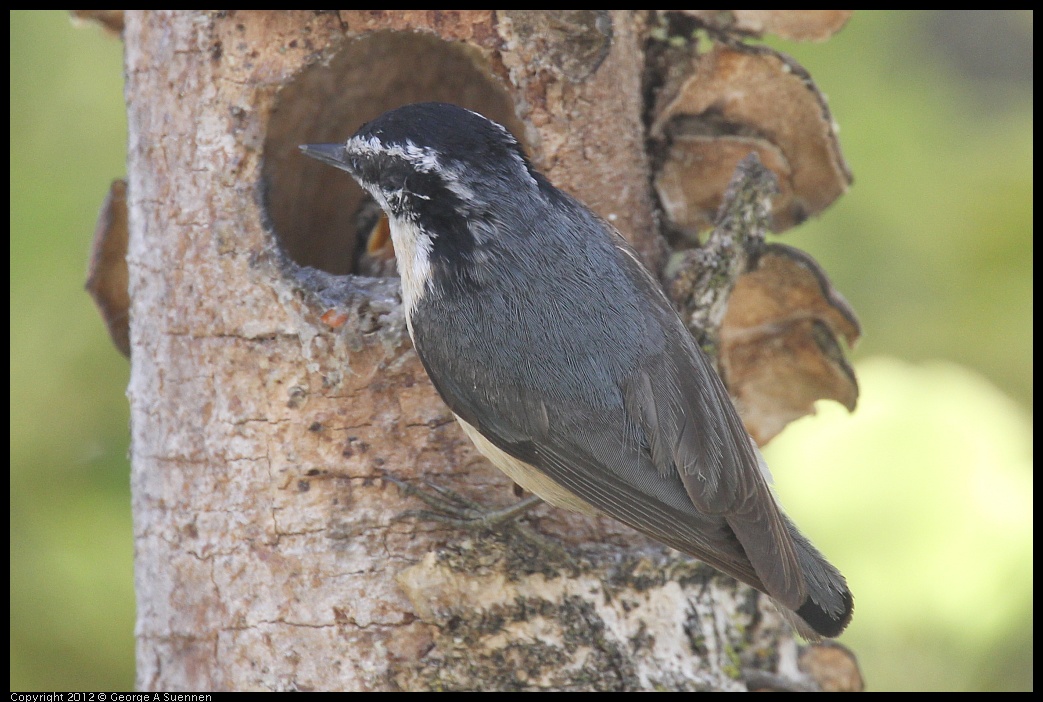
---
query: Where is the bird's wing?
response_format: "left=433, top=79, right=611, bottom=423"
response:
left=622, top=339, right=806, bottom=611
left=612, top=240, right=807, bottom=611
left=423, top=345, right=765, bottom=588
left=411, top=306, right=783, bottom=596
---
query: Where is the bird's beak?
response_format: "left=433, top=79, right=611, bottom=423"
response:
left=299, top=143, right=351, bottom=172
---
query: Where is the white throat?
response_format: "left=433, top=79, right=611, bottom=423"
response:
left=385, top=214, right=432, bottom=337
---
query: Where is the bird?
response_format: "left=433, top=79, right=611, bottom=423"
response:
left=300, top=101, right=853, bottom=639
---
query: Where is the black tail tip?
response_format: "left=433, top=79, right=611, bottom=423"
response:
left=797, top=588, right=855, bottom=639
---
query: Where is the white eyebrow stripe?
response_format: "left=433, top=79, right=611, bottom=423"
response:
left=345, top=124, right=538, bottom=195
left=345, top=135, right=442, bottom=174
left=346, top=135, right=479, bottom=203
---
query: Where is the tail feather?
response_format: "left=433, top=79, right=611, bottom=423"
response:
left=782, top=514, right=853, bottom=639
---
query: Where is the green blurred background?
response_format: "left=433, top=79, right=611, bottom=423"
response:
left=9, top=10, right=1032, bottom=691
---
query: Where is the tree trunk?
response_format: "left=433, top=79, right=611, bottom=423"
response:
left=123, top=10, right=858, bottom=691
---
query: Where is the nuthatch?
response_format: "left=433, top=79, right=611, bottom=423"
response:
left=301, top=102, right=853, bottom=639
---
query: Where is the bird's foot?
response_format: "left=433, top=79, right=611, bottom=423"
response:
left=383, top=474, right=543, bottom=529
left=383, top=474, right=574, bottom=563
